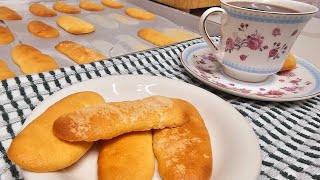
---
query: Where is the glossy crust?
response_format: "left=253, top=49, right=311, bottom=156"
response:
left=280, top=53, right=297, bottom=71
left=101, top=0, right=124, bottom=9
left=138, top=28, right=176, bottom=46
left=0, top=60, right=15, bottom=80
left=28, top=21, right=60, bottom=38
left=0, top=25, right=14, bottom=45
left=0, top=6, right=22, bottom=20
left=29, top=4, right=57, bottom=17
left=53, top=96, right=190, bottom=142
left=55, top=41, right=106, bottom=64
left=12, top=44, right=59, bottom=74
left=57, top=15, right=95, bottom=34
left=79, top=1, right=105, bottom=11
left=153, top=102, right=212, bottom=180
left=98, top=131, right=154, bottom=180
left=125, top=8, right=155, bottom=20
left=8, top=92, right=105, bottom=172
left=53, top=1, right=81, bottom=14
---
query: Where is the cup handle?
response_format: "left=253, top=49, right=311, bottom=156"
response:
left=199, top=7, right=227, bottom=63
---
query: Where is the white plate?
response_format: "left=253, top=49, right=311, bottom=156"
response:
left=21, top=75, right=261, bottom=180
left=181, top=43, right=320, bottom=101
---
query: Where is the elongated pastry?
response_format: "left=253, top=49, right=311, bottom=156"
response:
left=53, top=1, right=81, bottom=14
left=80, top=1, right=105, bottom=11
left=57, top=15, right=95, bottom=34
left=29, top=4, right=57, bottom=17
left=98, top=131, right=154, bottom=180
left=280, top=53, right=297, bottom=71
left=55, top=41, right=106, bottom=64
left=0, top=6, right=22, bottom=20
left=12, top=44, right=59, bottom=74
left=0, top=25, right=14, bottom=45
left=8, top=92, right=105, bottom=172
left=28, top=21, right=60, bottom=38
left=0, top=60, right=15, bottom=80
left=153, top=102, right=212, bottom=180
left=125, top=8, right=155, bottom=20
left=53, top=96, right=190, bottom=142
left=138, top=28, right=176, bottom=46
left=101, top=0, right=124, bottom=9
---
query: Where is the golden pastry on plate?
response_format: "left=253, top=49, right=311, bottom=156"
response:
left=101, top=0, right=124, bottom=9
left=125, top=8, right=155, bottom=20
left=138, top=28, right=176, bottom=46
left=80, top=1, right=105, bottom=11
left=0, top=25, right=14, bottom=45
left=0, top=6, right=22, bottom=20
left=53, top=1, right=81, bottom=14
left=29, top=3, right=57, bottom=17
left=28, top=21, right=60, bottom=38
left=0, top=60, right=15, bottom=80
left=57, top=15, right=95, bottom=34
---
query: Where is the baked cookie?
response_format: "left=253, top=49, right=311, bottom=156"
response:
left=98, top=131, right=154, bottom=180
left=125, top=8, right=155, bottom=20
left=12, top=44, right=59, bottom=74
left=53, top=1, right=81, bottom=14
left=138, top=28, right=176, bottom=46
left=57, top=15, right=95, bottom=34
left=0, top=25, right=14, bottom=45
left=29, top=3, right=57, bottom=17
left=280, top=53, right=297, bottom=71
left=8, top=92, right=105, bottom=172
left=101, top=0, right=124, bottom=9
left=28, top=21, right=60, bottom=38
left=0, top=60, right=15, bottom=80
left=80, top=1, right=105, bottom=11
left=153, top=102, right=212, bottom=180
left=164, top=28, right=200, bottom=42
left=53, top=96, right=190, bottom=142
left=55, top=41, right=106, bottom=64
left=0, top=6, right=22, bottom=20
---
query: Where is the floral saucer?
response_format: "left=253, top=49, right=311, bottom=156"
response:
left=181, top=43, right=320, bottom=101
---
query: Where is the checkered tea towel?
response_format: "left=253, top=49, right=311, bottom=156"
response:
left=0, top=37, right=319, bottom=180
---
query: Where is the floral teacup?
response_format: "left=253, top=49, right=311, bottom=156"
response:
left=199, top=0, right=318, bottom=82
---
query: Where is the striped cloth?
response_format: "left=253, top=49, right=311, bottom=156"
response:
left=0, top=37, right=319, bottom=180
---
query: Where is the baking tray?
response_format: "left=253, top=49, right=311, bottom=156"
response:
left=0, top=0, right=220, bottom=76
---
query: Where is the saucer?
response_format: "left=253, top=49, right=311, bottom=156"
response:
left=181, top=43, right=320, bottom=101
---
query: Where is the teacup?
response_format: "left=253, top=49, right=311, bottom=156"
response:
left=199, top=0, right=318, bottom=82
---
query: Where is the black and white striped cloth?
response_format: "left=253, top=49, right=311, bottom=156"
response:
left=0, top=37, right=319, bottom=180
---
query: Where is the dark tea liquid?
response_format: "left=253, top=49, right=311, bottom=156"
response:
left=228, top=1, right=299, bottom=13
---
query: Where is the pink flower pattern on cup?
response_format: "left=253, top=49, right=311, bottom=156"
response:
left=272, top=28, right=281, bottom=37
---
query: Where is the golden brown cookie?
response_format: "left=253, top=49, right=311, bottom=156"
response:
left=138, top=28, right=176, bottom=46
left=8, top=92, right=105, bottom=172
left=28, top=21, right=60, bottom=38
left=125, top=8, right=155, bottom=20
left=0, top=60, right=15, bottom=80
left=280, top=53, right=297, bottom=71
left=53, top=1, right=81, bottom=14
left=57, top=15, right=95, bottom=34
left=0, top=25, right=14, bottom=45
left=164, top=28, right=200, bottom=42
left=0, top=6, right=22, bottom=20
left=80, top=1, right=105, bottom=11
left=153, top=102, right=212, bottom=180
left=55, top=41, right=106, bottom=64
left=53, top=96, right=190, bottom=142
left=101, top=0, right=124, bottom=9
left=98, top=131, right=154, bottom=180
left=12, top=44, right=59, bottom=74
left=29, top=3, right=57, bottom=17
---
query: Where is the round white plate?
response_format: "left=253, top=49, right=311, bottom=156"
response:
left=181, top=43, right=320, bottom=101
left=21, top=75, right=261, bottom=180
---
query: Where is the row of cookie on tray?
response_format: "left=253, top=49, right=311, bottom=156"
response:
left=0, top=1, right=186, bottom=80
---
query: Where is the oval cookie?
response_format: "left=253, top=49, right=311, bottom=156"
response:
left=53, top=1, right=81, bottom=14
left=55, top=41, right=106, bottom=64
left=57, top=15, right=95, bottom=34
left=125, top=8, right=155, bottom=20
left=12, top=44, right=59, bottom=74
left=8, top=92, right=105, bottom=172
left=0, top=60, right=15, bottom=80
left=101, top=0, right=124, bottom=9
left=29, top=4, right=57, bottom=17
left=0, top=6, right=22, bottom=20
left=138, top=28, right=176, bottom=46
left=28, top=21, right=60, bottom=38
left=0, top=25, right=14, bottom=45
left=80, top=1, right=104, bottom=11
